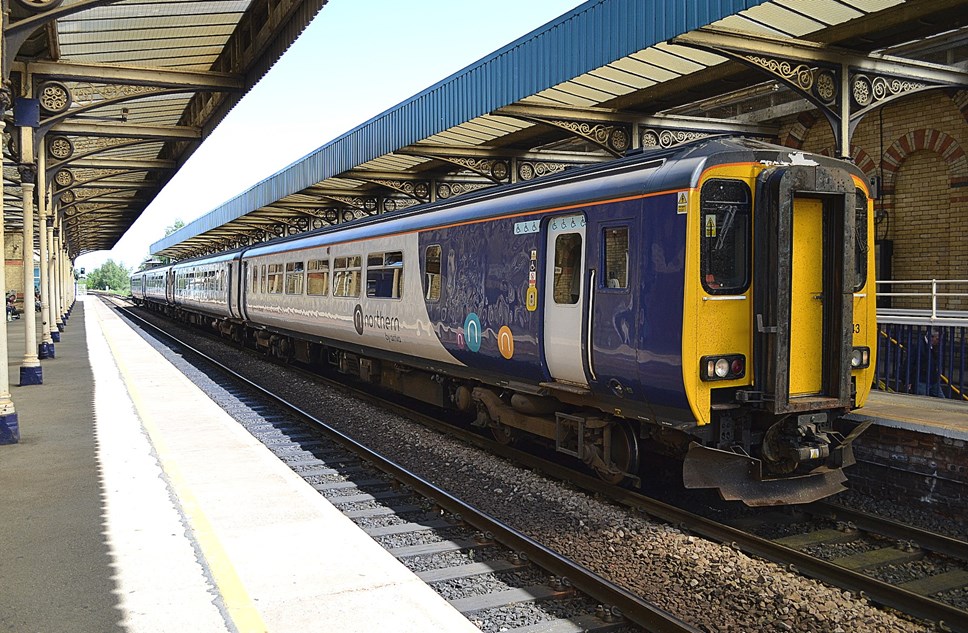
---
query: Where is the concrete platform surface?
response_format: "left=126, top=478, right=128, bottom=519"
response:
left=1, top=296, right=479, bottom=633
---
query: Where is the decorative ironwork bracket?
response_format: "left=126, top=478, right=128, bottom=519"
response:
left=674, top=28, right=968, bottom=158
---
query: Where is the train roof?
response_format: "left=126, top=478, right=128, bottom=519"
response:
left=233, top=136, right=863, bottom=259
left=160, top=136, right=864, bottom=266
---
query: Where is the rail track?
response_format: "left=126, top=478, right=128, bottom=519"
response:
left=106, top=296, right=696, bottom=633
left=109, top=294, right=966, bottom=631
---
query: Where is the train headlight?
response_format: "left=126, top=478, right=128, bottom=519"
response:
left=850, top=346, right=870, bottom=369
left=701, top=354, right=746, bottom=382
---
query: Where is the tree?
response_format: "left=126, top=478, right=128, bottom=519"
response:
left=86, top=259, right=131, bottom=293
left=164, top=219, right=185, bottom=236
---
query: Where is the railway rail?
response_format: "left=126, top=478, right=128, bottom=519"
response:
left=104, top=295, right=696, bottom=633
left=107, top=293, right=958, bottom=631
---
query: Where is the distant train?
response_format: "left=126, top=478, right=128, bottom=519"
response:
left=131, top=137, right=877, bottom=506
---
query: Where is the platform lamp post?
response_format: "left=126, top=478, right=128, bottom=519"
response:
left=0, top=79, right=20, bottom=443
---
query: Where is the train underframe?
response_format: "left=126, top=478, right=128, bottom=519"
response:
left=153, top=305, right=864, bottom=506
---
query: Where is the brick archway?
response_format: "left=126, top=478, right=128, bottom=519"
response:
left=881, top=129, right=968, bottom=197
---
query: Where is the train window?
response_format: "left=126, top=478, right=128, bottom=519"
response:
left=251, top=265, right=258, bottom=293
left=285, top=262, right=305, bottom=295
left=333, top=255, right=362, bottom=297
left=424, top=245, right=441, bottom=302
left=267, top=263, right=284, bottom=294
left=854, top=189, right=868, bottom=291
left=307, top=259, right=329, bottom=296
left=700, top=179, right=751, bottom=294
left=602, top=227, right=628, bottom=289
left=260, top=265, right=267, bottom=294
left=553, top=233, right=582, bottom=304
left=366, top=251, right=404, bottom=299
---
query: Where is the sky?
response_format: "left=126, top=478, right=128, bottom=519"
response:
left=75, top=0, right=588, bottom=273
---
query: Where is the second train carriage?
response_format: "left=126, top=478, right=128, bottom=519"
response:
left=132, top=137, right=877, bottom=506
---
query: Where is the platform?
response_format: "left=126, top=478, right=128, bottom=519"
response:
left=854, top=390, right=968, bottom=441
left=0, top=296, right=478, bottom=633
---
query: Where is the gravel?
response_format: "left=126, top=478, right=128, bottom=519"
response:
left=130, top=310, right=940, bottom=633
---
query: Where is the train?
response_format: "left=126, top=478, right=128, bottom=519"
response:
left=131, top=136, right=877, bottom=506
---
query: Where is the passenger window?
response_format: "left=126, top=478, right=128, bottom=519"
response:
left=366, top=251, right=404, bottom=299
left=854, top=189, right=868, bottom=292
left=251, top=265, right=258, bottom=293
left=602, top=227, right=628, bottom=289
left=333, top=255, right=362, bottom=297
left=307, top=259, right=329, bottom=296
left=267, top=263, right=284, bottom=294
left=285, top=261, right=305, bottom=295
left=553, top=233, right=582, bottom=304
left=700, top=179, right=751, bottom=294
left=424, top=245, right=441, bottom=302
left=260, top=265, right=266, bottom=294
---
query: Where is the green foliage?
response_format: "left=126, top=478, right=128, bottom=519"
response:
left=86, top=259, right=131, bottom=293
left=164, top=219, right=185, bottom=236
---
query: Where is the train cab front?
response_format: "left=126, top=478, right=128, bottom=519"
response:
left=681, top=157, right=877, bottom=506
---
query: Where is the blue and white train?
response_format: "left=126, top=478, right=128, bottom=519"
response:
left=131, top=137, right=877, bottom=506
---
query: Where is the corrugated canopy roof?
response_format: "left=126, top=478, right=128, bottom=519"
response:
left=152, top=0, right=968, bottom=260
left=2, top=0, right=328, bottom=257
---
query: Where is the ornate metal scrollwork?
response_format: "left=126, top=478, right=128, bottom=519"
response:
left=850, top=73, right=927, bottom=109
left=640, top=128, right=714, bottom=149
left=745, top=55, right=814, bottom=92
left=541, top=119, right=632, bottom=156
left=47, top=136, right=74, bottom=160
left=814, top=70, right=838, bottom=105
left=69, top=83, right=159, bottom=106
left=37, top=81, right=72, bottom=114
left=54, top=169, right=74, bottom=188
left=436, top=181, right=490, bottom=200
left=517, top=160, right=568, bottom=181
left=59, top=190, right=76, bottom=204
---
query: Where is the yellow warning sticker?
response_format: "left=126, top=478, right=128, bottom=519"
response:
left=705, top=214, right=717, bottom=238
left=677, top=191, right=689, bottom=214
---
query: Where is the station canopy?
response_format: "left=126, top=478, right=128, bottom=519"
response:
left=2, top=0, right=327, bottom=258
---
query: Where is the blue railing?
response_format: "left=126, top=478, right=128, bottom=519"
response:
left=874, top=280, right=968, bottom=401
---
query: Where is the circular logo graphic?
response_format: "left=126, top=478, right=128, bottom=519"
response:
left=463, top=313, right=481, bottom=352
left=498, top=326, right=514, bottom=359
left=353, top=304, right=364, bottom=335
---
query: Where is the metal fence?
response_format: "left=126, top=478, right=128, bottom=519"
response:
left=874, top=280, right=968, bottom=401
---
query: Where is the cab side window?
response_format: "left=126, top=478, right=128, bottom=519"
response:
left=854, top=189, right=869, bottom=292
left=700, top=179, right=751, bottom=294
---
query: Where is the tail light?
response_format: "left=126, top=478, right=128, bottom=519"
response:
left=701, top=354, right=746, bottom=381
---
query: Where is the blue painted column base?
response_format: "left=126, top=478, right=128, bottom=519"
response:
left=20, top=366, right=43, bottom=386
left=51, top=331, right=61, bottom=342
left=0, top=413, right=19, bottom=444
left=57, top=322, right=64, bottom=332
left=38, top=343, right=55, bottom=359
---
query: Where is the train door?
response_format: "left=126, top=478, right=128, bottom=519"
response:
left=789, top=198, right=823, bottom=395
left=165, top=269, right=175, bottom=304
left=543, top=214, right=589, bottom=386
left=753, top=166, right=855, bottom=413
left=240, top=260, right=250, bottom=321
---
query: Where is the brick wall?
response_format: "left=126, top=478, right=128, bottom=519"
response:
left=779, top=90, right=968, bottom=310
left=848, top=425, right=967, bottom=514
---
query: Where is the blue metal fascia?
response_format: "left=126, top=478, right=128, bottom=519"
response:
left=153, top=0, right=770, bottom=255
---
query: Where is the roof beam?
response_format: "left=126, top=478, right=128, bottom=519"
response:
left=22, top=60, right=243, bottom=92
left=51, top=121, right=201, bottom=141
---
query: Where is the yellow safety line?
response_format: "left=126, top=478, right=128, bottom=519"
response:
left=97, top=307, right=267, bottom=633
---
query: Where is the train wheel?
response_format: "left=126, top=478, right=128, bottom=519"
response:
left=491, top=422, right=516, bottom=446
left=595, top=422, right=639, bottom=485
